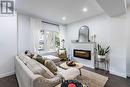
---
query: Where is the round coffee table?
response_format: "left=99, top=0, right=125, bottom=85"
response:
left=60, top=61, right=84, bottom=75
left=60, top=62, right=83, bottom=69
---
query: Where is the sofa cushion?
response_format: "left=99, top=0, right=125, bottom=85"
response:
left=26, top=59, right=54, bottom=79
left=44, top=59, right=58, bottom=75
left=18, top=53, right=31, bottom=65
left=42, top=55, right=60, bottom=63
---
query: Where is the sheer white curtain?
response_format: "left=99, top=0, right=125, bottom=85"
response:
left=42, top=23, right=59, bottom=51
left=59, top=25, right=66, bottom=49
left=17, top=13, right=66, bottom=53
left=17, top=13, right=43, bottom=53
left=17, top=13, right=33, bottom=54
left=30, top=18, right=42, bottom=53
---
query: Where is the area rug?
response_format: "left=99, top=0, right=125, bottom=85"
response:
left=76, top=69, right=108, bottom=87
left=56, top=69, right=108, bottom=87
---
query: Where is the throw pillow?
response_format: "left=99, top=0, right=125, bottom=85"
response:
left=58, top=49, right=68, bottom=61
left=59, top=50, right=66, bottom=55
left=44, top=59, right=58, bottom=75
left=35, top=55, right=47, bottom=64
left=42, top=55, right=61, bottom=63
left=32, top=53, right=38, bottom=59
left=27, top=59, right=54, bottom=79
left=24, top=50, right=34, bottom=58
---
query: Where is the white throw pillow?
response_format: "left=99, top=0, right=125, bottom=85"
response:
left=58, top=50, right=66, bottom=55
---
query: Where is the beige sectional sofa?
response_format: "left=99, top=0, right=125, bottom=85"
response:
left=15, top=54, right=80, bottom=87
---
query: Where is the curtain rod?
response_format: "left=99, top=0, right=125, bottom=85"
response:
left=41, top=21, right=59, bottom=26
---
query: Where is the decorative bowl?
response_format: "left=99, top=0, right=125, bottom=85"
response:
left=66, top=61, right=76, bottom=66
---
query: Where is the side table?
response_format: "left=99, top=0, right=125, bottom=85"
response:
left=95, top=58, right=109, bottom=73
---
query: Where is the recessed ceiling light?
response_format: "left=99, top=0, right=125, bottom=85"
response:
left=62, top=17, right=66, bottom=21
left=83, top=7, right=88, bottom=12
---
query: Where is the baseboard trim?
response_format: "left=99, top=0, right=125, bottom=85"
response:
left=0, top=71, right=14, bottom=78
left=110, top=70, right=126, bottom=78
left=84, top=65, right=94, bottom=69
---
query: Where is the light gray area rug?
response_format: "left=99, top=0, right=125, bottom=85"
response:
left=78, top=69, right=108, bottom=87
left=56, top=68, right=108, bottom=87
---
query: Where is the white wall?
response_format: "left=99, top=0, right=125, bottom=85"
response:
left=109, top=16, right=127, bottom=78
left=65, top=9, right=130, bottom=78
left=0, top=16, right=17, bottom=78
left=0, top=13, right=42, bottom=78
left=17, top=13, right=33, bottom=54
left=126, top=8, right=130, bottom=77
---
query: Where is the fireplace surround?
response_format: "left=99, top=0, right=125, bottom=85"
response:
left=73, top=49, right=91, bottom=60
left=71, top=42, right=96, bottom=68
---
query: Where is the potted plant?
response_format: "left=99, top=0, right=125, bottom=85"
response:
left=97, top=44, right=110, bottom=59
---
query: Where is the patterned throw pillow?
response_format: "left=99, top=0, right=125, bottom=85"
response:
left=26, top=59, right=54, bottom=79
left=35, top=55, right=48, bottom=65
left=31, top=54, right=58, bottom=75
left=44, top=59, right=58, bottom=75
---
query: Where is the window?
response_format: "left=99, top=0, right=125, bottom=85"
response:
left=38, top=23, right=60, bottom=52
left=44, top=31, right=60, bottom=51
left=55, top=32, right=60, bottom=48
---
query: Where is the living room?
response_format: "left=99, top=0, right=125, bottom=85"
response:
left=0, top=0, right=130, bottom=87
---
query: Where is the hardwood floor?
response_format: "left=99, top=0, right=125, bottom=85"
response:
left=0, top=75, right=18, bottom=87
left=83, top=67, right=130, bottom=87
left=0, top=68, right=130, bottom=87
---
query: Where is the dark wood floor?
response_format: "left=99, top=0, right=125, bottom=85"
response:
left=0, top=68, right=130, bottom=87
left=0, top=75, right=19, bottom=87
left=83, top=67, right=130, bottom=87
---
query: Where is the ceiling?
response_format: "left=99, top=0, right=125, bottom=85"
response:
left=127, top=0, right=130, bottom=5
left=97, top=0, right=127, bottom=17
left=16, top=0, right=104, bottom=25
left=16, top=0, right=130, bottom=25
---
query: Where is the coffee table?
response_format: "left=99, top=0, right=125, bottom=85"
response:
left=60, top=61, right=83, bottom=69
left=60, top=61, right=84, bottom=75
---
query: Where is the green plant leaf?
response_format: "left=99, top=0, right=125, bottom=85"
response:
left=97, top=44, right=110, bottom=55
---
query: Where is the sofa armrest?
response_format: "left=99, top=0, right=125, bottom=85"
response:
left=33, top=75, right=63, bottom=87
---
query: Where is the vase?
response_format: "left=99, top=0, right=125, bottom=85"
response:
left=98, top=55, right=106, bottom=59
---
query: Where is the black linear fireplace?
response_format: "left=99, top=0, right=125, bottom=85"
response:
left=73, top=49, right=91, bottom=60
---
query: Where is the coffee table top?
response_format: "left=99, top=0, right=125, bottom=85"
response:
left=60, top=61, right=84, bottom=69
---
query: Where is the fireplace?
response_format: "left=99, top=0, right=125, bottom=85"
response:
left=73, top=49, right=91, bottom=60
